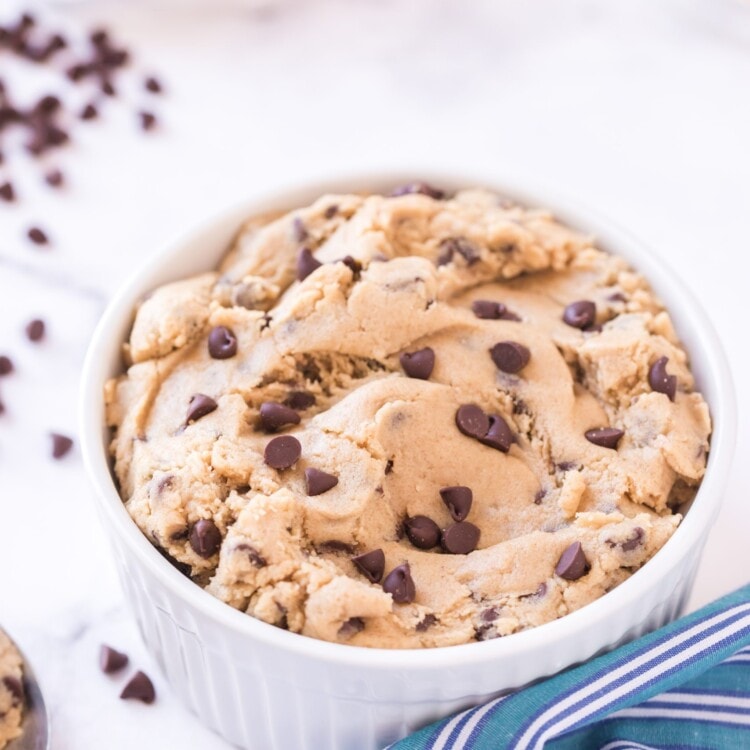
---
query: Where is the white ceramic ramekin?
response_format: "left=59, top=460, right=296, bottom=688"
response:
left=79, top=173, right=736, bottom=750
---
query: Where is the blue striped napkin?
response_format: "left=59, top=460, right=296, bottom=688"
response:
left=390, top=583, right=750, bottom=750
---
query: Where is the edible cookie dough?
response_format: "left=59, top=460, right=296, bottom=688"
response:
left=0, top=631, right=24, bottom=748
left=106, top=184, right=711, bottom=649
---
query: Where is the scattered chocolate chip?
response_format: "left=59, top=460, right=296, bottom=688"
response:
left=499, top=308, right=522, bottom=322
left=382, top=562, right=416, bottom=603
left=400, top=347, right=435, bottom=380
left=472, top=300, right=505, bottom=319
left=292, top=216, right=308, bottom=243
left=264, top=435, right=301, bottom=470
left=185, top=393, right=217, bottom=424
left=441, top=521, right=480, bottom=554
left=490, top=341, right=531, bottom=374
left=556, top=460, right=578, bottom=472
left=608, top=292, right=628, bottom=303
left=284, top=390, right=315, bottom=411
left=649, top=356, right=677, bottom=401
left=26, top=319, right=46, bottom=342
left=337, top=617, right=365, bottom=639
left=189, top=519, right=222, bottom=558
left=80, top=103, right=98, bottom=120
left=2, top=676, right=23, bottom=706
left=455, top=404, right=490, bottom=439
left=296, top=247, right=322, bottom=281
left=352, top=548, right=385, bottom=583
left=120, top=671, right=155, bottom=704
left=139, top=110, right=156, bottom=130
left=324, top=204, right=338, bottom=219
left=144, top=75, right=162, bottom=93
left=27, top=226, right=48, bottom=245
left=585, top=427, right=624, bottom=449
left=416, top=613, right=438, bottom=632
left=235, top=543, right=266, bottom=567
left=563, top=300, right=597, bottom=330
left=99, top=645, right=128, bottom=674
left=169, top=527, right=188, bottom=541
left=438, top=237, right=479, bottom=266
left=534, top=488, right=547, bottom=505
left=305, top=467, right=338, bottom=496
left=404, top=515, right=441, bottom=550
left=439, top=486, right=473, bottom=521
left=207, top=325, right=237, bottom=359
left=384, top=459, right=394, bottom=475
left=481, top=607, right=499, bottom=623
left=479, top=414, right=513, bottom=453
left=341, top=255, right=362, bottom=277
left=50, top=432, right=73, bottom=459
left=520, top=582, right=548, bottom=600
left=621, top=527, right=645, bottom=552
left=101, top=80, right=116, bottom=96
left=0, top=356, right=13, bottom=376
left=390, top=182, right=445, bottom=199
left=44, top=169, right=64, bottom=187
left=317, top=540, right=356, bottom=555
left=555, top=541, right=590, bottom=580
left=0, top=181, right=14, bottom=202
left=259, top=402, right=301, bottom=432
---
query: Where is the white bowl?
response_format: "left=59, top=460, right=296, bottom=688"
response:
left=79, top=173, right=736, bottom=750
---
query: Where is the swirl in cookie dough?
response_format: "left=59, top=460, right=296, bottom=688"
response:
left=105, top=185, right=711, bottom=648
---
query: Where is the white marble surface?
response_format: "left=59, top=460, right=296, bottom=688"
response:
left=1, top=0, right=749, bottom=747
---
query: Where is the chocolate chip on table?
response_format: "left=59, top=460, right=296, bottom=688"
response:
left=80, top=103, right=98, bottom=120
left=264, top=435, right=301, bottom=470
left=455, top=404, right=490, bottom=439
left=441, top=521, right=480, bottom=555
left=185, top=393, right=217, bottom=424
left=259, top=402, right=301, bottom=432
left=585, top=427, right=624, bottom=449
left=139, top=111, right=156, bottom=131
left=207, top=325, right=237, bottom=359
left=562, top=300, right=597, bottom=330
left=400, top=347, right=435, bottom=380
left=45, top=169, right=64, bottom=188
left=304, top=467, right=338, bottom=496
left=649, top=356, right=677, bottom=401
left=100, top=645, right=129, bottom=674
left=439, top=486, right=473, bottom=522
left=50, top=432, right=73, bottom=459
left=490, top=341, right=531, bottom=374
left=189, top=519, right=222, bottom=558
left=337, top=617, right=365, bottom=639
left=404, top=515, right=441, bottom=550
left=0, top=181, right=15, bottom=202
left=382, top=562, right=416, bottom=603
left=144, top=76, right=162, bottom=93
left=352, top=548, right=385, bottom=583
left=27, top=226, right=49, bottom=245
left=555, top=541, right=590, bottom=580
left=479, top=414, right=513, bottom=453
left=390, top=182, right=445, bottom=200
left=0, top=355, right=13, bottom=376
left=284, top=390, right=315, bottom=411
left=296, top=247, right=322, bottom=281
left=120, top=671, right=156, bottom=704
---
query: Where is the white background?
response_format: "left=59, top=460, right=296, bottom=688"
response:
left=1, top=0, right=749, bottom=747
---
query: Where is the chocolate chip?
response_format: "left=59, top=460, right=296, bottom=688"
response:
left=563, top=300, right=596, bottom=329
left=649, top=356, right=676, bottom=401
left=621, top=527, right=645, bottom=552
left=585, top=427, right=624, bottom=449
left=341, top=255, right=361, bottom=277
left=499, top=308, right=522, bottom=322
left=185, top=393, right=217, bottom=424
left=337, top=617, right=365, bottom=639
left=324, top=204, right=338, bottom=219
left=0, top=181, right=14, bottom=201
left=416, top=613, right=438, bottom=632
left=490, top=341, right=531, bottom=374
left=27, top=226, right=48, bottom=245
left=404, top=515, right=441, bottom=549
left=120, top=671, right=155, bottom=704
left=608, top=292, right=627, bottom=303
left=264, top=435, right=301, bottom=470
left=189, top=519, right=222, bottom=558
left=534, top=488, right=546, bottom=505
left=555, top=541, right=590, bottom=580
left=284, top=391, right=315, bottom=410
left=0, top=398, right=5, bottom=416
left=99, top=645, right=128, bottom=674
left=45, top=169, right=63, bottom=187
left=382, top=562, right=416, bottom=603
left=472, top=300, right=505, bottom=319
left=390, top=182, right=445, bottom=199
left=479, top=414, right=513, bottom=453
left=520, top=582, right=547, bottom=600
left=236, top=543, right=266, bottom=567
left=400, top=347, right=435, bottom=380
left=292, top=216, right=308, bottom=242
left=51, top=432, right=73, bottom=459
left=481, top=607, right=499, bottom=623
left=439, top=486, right=473, bottom=522
left=207, top=325, right=237, bottom=359
left=438, top=237, right=479, bottom=266
left=102, top=80, right=116, bottom=96
left=144, top=76, right=162, bottom=93
left=305, top=467, right=338, bottom=496
left=259, top=402, right=301, bottom=432
left=441, top=521, right=480, bottom=554
left=2, top=676, right=23, bottom=706
left=137, top=110, right=155, bottom=130
left=455, top=404, right=490, bottom=439
left=296, top=247, right=322, bottom=281
left=0, top=356, right=13, bottom=376
left=80, top=103, right=98, bottom=120
left=385, top=459, right=394, bottom=475
left=317, top=540, right=355, bottom=555
left=352, top=548, right=385, bottom=583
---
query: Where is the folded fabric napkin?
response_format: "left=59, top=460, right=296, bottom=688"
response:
left=391, top=583, right=750, bottom=750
